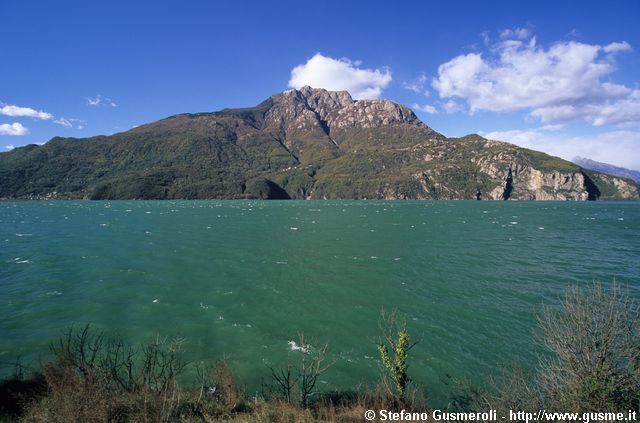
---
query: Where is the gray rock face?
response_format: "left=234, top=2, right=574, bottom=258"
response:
left=327, top=99, right=422, bottom=129
left=264, top=86, right=425, bottom=133
left=471, top=149, right=593, bottom=200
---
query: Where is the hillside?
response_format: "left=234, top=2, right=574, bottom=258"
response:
left=1, top=87, right=638, bottom=200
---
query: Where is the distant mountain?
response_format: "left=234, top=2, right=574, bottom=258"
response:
left=572, top=156, right=640, bottom=184
left=1, top=87, right=638, bottom=200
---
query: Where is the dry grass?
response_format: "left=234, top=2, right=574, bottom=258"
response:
left=2, top=324, right=425, bottom=422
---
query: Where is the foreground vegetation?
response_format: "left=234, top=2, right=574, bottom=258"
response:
left=1, top=283, right=638, bottom=422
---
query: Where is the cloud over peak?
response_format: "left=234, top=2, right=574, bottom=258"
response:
left=289, top=53, right=392, bottom=100
left=432, top=32, right=637, bottom=127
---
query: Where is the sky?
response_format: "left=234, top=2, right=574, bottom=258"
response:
left=1, top=0, right=639, bottom=169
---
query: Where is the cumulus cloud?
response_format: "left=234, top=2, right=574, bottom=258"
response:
left=0, top=122, right=29, bottom=136
left=432, top=32, right=636, bottom=127
left=529, top=89, right=640, bottom=127
left=481, top=129, right=640, bottom=170
left=87, top=95, right=117, bottom=107
left=289, top=53, right=392, bottom=100
left=412, top=103, right=437, bottom=114
left=0, top=104, right=53, bottom=120
left=4, top=144, right=16, bottom=150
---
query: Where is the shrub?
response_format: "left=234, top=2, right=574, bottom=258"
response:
left=457, top=282, right=640, bottom=415
left=377, top=310, right=417, bottom=404
left=537, top=282, right=640, bottom=412
left=0, top=360, right=46, bottom=420
left=268, top=333, right=333, bottom=407
left=21, top=325, right=189, bottom=422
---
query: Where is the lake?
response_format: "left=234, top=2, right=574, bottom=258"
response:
left=1, top=200, right=638, bottom=406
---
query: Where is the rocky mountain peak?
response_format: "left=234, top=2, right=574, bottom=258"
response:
left=266, top=86, right=354, bottom=126
left=265, top=86, right=425, bottom=131
left=327, top=98, right=422, bottom=129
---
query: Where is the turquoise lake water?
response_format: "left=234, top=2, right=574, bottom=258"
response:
left=1, top=200, right=639, bottom=406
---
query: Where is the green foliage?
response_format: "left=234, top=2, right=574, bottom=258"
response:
left=243, top=177, right=290, bottom=199
left=378, top=331, right=411, bottom=401
left=269, top=167, right=316, bottom=199
left=583, top=170, right=640, bottom=199
left=520, top=148, right=580, bottom=172
left=377, top=311, right=416, bottom=402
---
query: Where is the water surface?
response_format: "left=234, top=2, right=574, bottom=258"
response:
left=1, top=200, right=638, bottom=405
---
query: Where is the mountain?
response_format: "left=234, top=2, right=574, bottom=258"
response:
left=572, top=156, right=640, bottom=184
left=1, top=87, right=638, bottom=201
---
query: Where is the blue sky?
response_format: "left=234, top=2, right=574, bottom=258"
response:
left=2, top=0, right=639, bottom=168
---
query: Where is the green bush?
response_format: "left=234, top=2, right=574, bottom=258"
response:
left=377, top=311, right=417, bottom=403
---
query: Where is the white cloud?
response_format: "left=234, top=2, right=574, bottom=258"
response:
left=539, top=124, right=565, bottom=131
left=0, top=102, right=85, bottom=129
left=0, top=122, right=29, bottom=136
left=499, top=27, right=531, bottom=40
left=54, top=117, right=86, bottom=129
left=412, top=103, right=437, bottom=114
left=481, top=129, right=640, bottom=170
left=403, top=73, right=429, bottom=96
left=529, top=89, right=640, bottom=127
left=288, top=53, right=392, bottom=100
left=432, top=32, right=637, bottom=127
left=87, top=95, right=117, bottom=107
left=442, top=100, right=463, bottom=114
left=480, top=31, right=490, bottom=47
left=4, top=144, right=15, bottom=150
left=566, top=29, right=582, bottom=39
left=603, top=41, right=632, bottom=54
left=55, top=117, right=73, bottom=128
left=0, top=104, right=53, bottom=120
